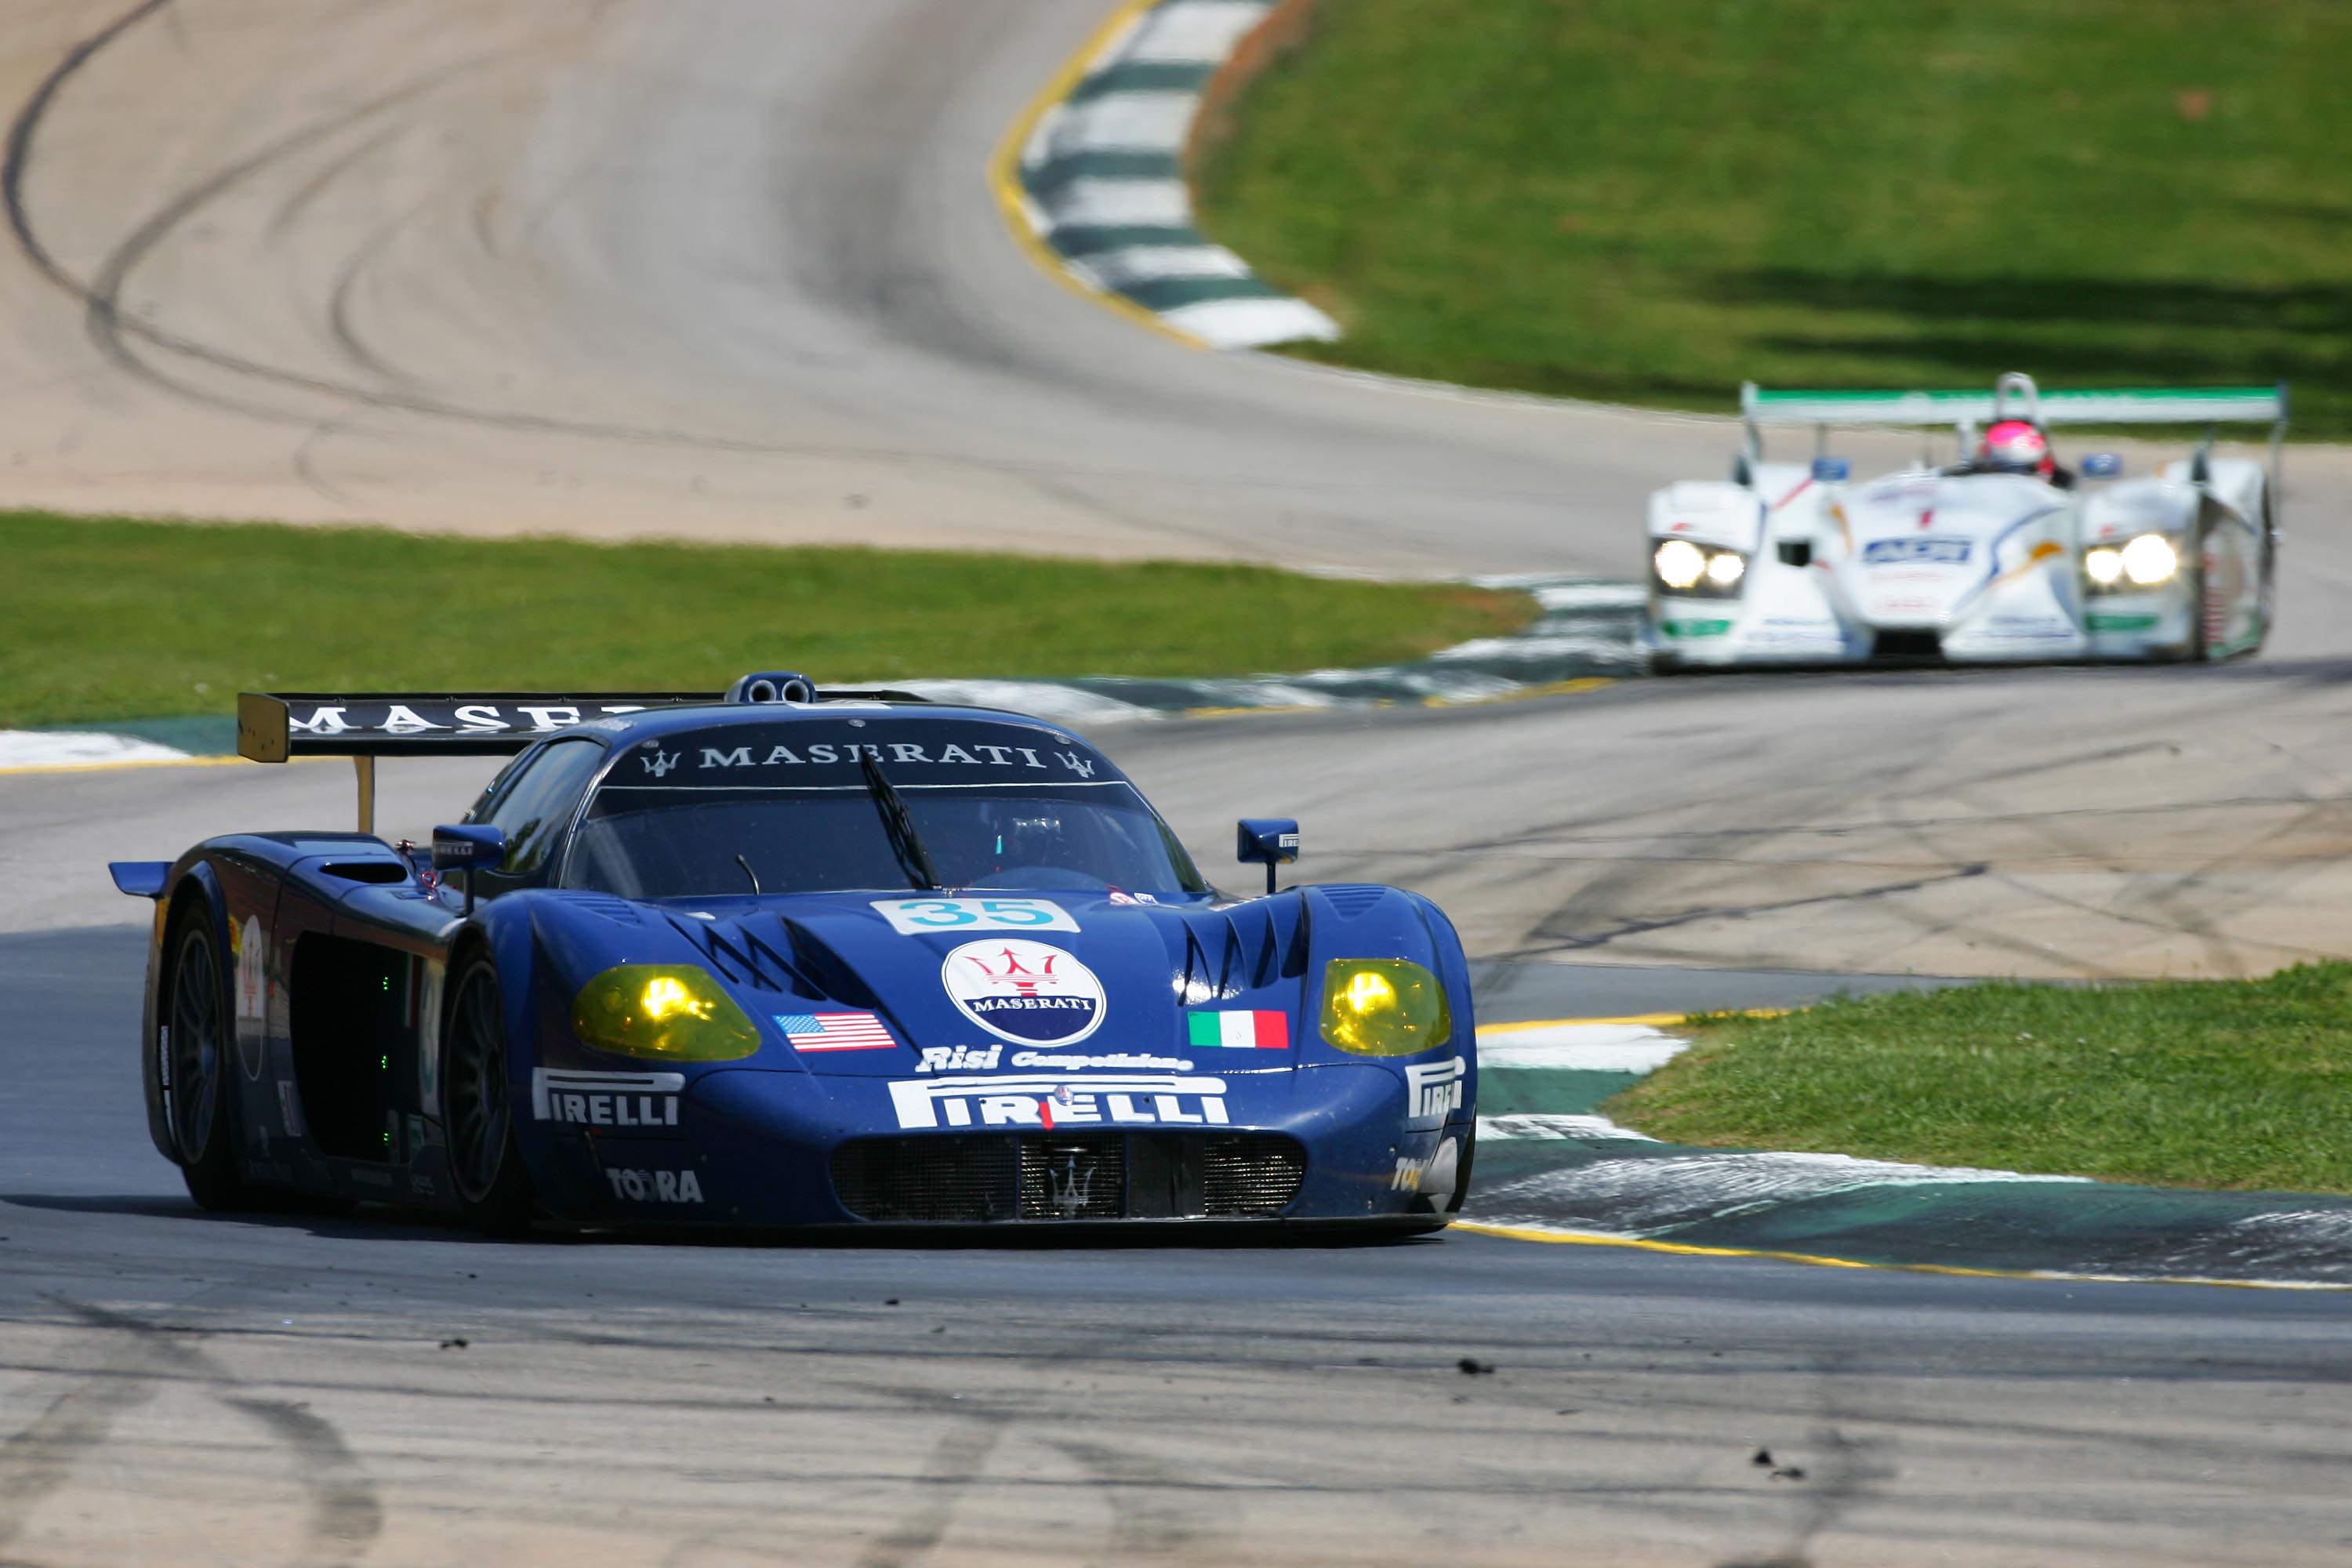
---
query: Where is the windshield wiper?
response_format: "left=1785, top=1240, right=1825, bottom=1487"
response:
left=858, top=746, right=943, bottom=891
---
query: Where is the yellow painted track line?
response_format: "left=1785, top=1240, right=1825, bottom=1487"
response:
left=986, top=0, right=1210, bottom=350
left=1478, top=1012, right=1686, bottom=1033
left=1459, top=1015, right=2328, bottom=1291
left=0, top=753, right=256, bottom=778
left=1449, top=1221, right=2347, bottom=1292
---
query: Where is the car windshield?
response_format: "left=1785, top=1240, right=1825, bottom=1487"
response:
left=563, top=782, right=1206, bottom=898
left=556, top=720, right=1206, bottom=898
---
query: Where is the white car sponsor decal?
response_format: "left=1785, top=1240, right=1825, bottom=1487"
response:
left=234, top=914, right=269, bottom=1080
left=604, top=1167, right=704, bottom=1204
left=532, top=1068, right=686, bottom=1127
left=1391, top=1135, right=1461, bottom=1194
left=1861, top=536, right=1972, bottom=565
left=914, top=1045, right=1197, bottom=1073
left=939, top=939, right=1105, bottom=1046
left=1403, top=1058, right=1468, bottom=1128
left=874, top=897, right=1079, bottom=935
left=888, top=1074, right=1229, bottom=1131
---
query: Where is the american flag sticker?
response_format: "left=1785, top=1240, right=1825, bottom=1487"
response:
left=774, top=1012, right=896, bottom=1051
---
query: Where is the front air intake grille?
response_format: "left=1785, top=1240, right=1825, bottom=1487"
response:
left=829, top=1132, right=1307, bottom=1222
left=829, top=1136, right=1018, bottom=1222
left=1019, top=1134, right=1125, bottom=1220
left=1203, top=1134, right=1308, bottom=1217
left=1871, top=630, right=1944, bottom=662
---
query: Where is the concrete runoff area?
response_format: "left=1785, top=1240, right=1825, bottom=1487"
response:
left=8, top=924, right=2352, bottom=1568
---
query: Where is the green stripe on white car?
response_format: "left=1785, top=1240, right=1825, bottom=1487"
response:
left=1744, top=383, right=2288, bottom=426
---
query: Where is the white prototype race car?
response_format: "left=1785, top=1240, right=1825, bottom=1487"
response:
left=1646, top=374, right=2285, bottom=669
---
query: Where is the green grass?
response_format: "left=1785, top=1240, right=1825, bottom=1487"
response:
left=1196, top=0, right=2352, bottom=436
left=1607, top=967, right=2352, bottom=1193
left=0, top=512, right=1530, bottom=728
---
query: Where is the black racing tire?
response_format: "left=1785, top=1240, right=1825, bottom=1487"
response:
left=160, top=905, right=252, bottom=1210
left=1446, top=1124, right=1475, bottom=1216
left=2250, top=495, right=2278, bottom=658
left=444, top=950, right=539, bottom=1236
left=2188, top=550, right=2210, bottom=662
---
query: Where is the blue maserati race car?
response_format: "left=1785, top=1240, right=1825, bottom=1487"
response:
left=110, top=673, right=1477, bottom=1235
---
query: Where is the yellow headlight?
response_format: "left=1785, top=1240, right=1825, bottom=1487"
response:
left=2085, top=547, right=2125, bottom=586
left=2121, top=533, right=2179, bottom=586
left=1653, top=539, right=1708, bottom=590
left=572, top=964, right=760, bottom=1062
left=1704, top=550, right=1745, bottom=587
left=1319, top=959, right=1452, bottom=1057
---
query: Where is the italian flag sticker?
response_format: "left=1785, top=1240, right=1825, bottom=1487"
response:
left=1187, top=1011, right=1290, bottom=1050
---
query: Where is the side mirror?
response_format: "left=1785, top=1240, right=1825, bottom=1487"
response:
left=433, top=825, right=506, bottom=914
left=2081, top=453, right=2123, bottom=479
left=1236, top=818, right=1300, bottom=896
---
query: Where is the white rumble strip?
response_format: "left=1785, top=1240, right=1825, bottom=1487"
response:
left=1464, top=1019, right=2352, bottom=1287
left=1016, top=0, right=1341, bottom=349
left=0, top=730, right=191, bottom=769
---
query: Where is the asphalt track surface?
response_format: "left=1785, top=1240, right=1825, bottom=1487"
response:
left=5, top=2, right=2352, bottom=1563
left=7, top=924, right=2352, bottom=1568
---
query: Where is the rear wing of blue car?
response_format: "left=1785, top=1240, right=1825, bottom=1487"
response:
left=238, top=673, right=929, bottom=832
left=238, top=692, right=715, bottom=762
left=1739, top=374, right=2288, bottom=477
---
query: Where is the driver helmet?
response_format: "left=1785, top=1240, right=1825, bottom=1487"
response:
left=978, top=803, right=1070, bottom=866
left=1980, top=419, right=2055, bottom=479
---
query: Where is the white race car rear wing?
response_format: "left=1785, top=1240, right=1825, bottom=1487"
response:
left=1738, top=373, right=2287, bottom=481
left=1742, top=383, right=2287, bottom=429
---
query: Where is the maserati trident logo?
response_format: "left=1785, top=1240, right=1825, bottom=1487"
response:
left=641, top=750, right=681, bottom=777
left=1054, top=751, right=1097, bottom=779
left=1048, top=1150, right=1095, bottom=1217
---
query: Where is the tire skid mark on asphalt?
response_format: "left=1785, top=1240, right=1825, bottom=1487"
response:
left=0, top=1328, right=163, bottom=1553
left=1507, top=863, right=1992, bottom=959
left=0, top=1298, right=383, bottom=1567
left=2, top=0, right=865, bottom=456
left=78, top=60, right=502, bottom=408
left=220, top=1397, right=385, bottom=1563
left=7, top=0, right=1350, bottom=484
left=1046, top=1436, right=1225, bottom=1560
left=1717, top=1355, right=1895, bottom=1568
left=851, top=1420, right=1007, bottom=1568
left=325, top=201, right=441, bottom=394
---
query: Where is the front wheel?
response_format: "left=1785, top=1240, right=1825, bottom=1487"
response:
left=1446, top=1124, right=1475, bottom=1216
left=160, top=907, right=251, bottom=1210
left=444, top=952, right=538, bottom=1235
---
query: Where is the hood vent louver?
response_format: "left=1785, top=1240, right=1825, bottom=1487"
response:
left=1316, top=884, right=1391, bottom=919
left=663, top=914, right=819, bottom=996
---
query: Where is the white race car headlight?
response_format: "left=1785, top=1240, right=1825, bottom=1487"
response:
left=1653, top=539, right=1748, bottom=598
left=2121, top=533, right=2179, bottom=586
left=1653, top=539, right=1708, bottom=590
left=2085, top=535, right=2180, bottom=593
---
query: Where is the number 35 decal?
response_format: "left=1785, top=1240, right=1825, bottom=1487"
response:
left=871, top=898, right=1080, bottom=935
